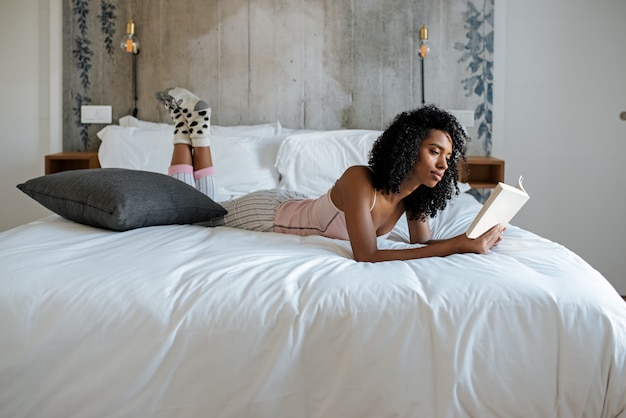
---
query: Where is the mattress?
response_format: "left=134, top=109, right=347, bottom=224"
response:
left=1, top=192, right=625, bottom=417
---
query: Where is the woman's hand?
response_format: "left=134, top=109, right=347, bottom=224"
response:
left=452, top=224, right=505, bottom=254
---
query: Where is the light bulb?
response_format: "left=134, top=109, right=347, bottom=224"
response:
left=418, top=24, right=429, bottom=58
left=120, top=19, right=140, bottom=54
left=419, top=42, right=430, bottom=58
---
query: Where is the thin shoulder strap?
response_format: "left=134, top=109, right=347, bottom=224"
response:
left=366, top=166, right=377, bottom=212
left=370, top=189, right=377, bottom=212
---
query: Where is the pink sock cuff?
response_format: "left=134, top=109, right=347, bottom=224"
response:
left=168, top=164, right=194, bottom=176
left=194, top=166, right=215, bottom=179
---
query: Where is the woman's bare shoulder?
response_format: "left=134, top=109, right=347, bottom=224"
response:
left=336, top=165, right=375, bottom=190
left=332, top=166, right=374, bottom=209
left=340, top=165, right=372, bottom=180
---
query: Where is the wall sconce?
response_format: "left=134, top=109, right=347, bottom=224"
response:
left=121, top=19, right=140, bottom=54
left=418, top=24, right=429, bottom=59
left=120, top=19, right=140, bottom=117
left=418, top=24, right=429, bottom=106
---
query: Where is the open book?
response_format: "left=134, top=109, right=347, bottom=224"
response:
left=466, top=176, right=530, bottom=239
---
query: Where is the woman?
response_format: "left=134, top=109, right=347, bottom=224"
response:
left=157, top=87, right=504, bottom=262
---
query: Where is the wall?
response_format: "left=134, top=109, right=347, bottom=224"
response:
left=495, top=0, right=626, bottom=293
left=0, top=0, right=55, bottom=232
left=62, top=0, right=494, bottom=156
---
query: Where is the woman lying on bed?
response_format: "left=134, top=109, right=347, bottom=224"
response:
left=156, top=87, right=504, bottom=262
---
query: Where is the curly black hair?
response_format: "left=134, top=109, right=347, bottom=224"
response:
left=368, top=105, right=468, bottom=221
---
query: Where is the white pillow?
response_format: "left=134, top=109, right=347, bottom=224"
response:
left=119, top=115, right=171, bottom=130
left=97, top=125, right=173, bottom=174
left=97, top=124, right=285, bottom=200
left=118, top=115, right=282, bottom=137
left=275, top=130, right=382, bottom=197
left=211, top=135, right=285, bottom=200
left=212, top=121, right=282, bottom=137
left=279, top=127, right=321, bottom=135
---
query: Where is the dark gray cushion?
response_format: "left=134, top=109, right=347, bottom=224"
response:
left=17, top=168, right=227, bottom=231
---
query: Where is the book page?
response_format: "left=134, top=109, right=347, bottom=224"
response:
left=466, top=176, right=529, bottom=239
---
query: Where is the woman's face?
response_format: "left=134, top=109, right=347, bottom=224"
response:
left=410, top=129, right=453, bottom=188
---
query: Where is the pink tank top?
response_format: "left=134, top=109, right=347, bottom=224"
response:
left=273, top=189, right=376, bottom=240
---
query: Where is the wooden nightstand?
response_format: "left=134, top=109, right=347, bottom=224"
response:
left=458, top=156, right=505, bottom=188
left=45, top=152, right=100, bottom=175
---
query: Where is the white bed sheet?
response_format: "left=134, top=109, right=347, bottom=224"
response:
left=1, top=193, right=625, bottom=417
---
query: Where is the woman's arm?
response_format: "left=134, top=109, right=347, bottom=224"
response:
left=365, top=224, right=504, bottom=262
left=333, top=167, right=382, bottom=262
left=408, top=218, right=432, bottom=244
left=334, top=167, right=504, bottom=262
left=357, top=224, right=504, bottom=262
left=407, top=217, right=504, bottom=259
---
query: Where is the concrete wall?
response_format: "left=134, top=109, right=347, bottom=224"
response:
left=62, top=0, right=493, bottom=155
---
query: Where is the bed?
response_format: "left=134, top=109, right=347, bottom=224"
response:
left=2, top=117, right=626, bottom=417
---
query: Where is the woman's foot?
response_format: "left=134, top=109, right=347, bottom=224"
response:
left=156, top=87, right=211, bottom=147
left=156, top=89, right=192, bottom=146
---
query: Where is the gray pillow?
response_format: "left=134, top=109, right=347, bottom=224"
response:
left=17, top=168, right=227, bottom=231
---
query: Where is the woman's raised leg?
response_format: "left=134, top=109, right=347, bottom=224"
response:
left=157, top=87, right=216, bottom=199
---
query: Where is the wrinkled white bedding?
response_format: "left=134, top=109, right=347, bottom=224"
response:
left=1, top=193, right=625, bottom=417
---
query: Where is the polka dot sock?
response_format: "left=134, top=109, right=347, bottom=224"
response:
left=156, top=87, right=211, bottom=147
left=155, top=90, right=192, bottom=146
left=189, top=107, right=211, bottom=148
left=169, top=107, right=193, bottom=145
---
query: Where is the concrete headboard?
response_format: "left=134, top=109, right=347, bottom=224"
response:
left=62, top=0, right=494, bottom=154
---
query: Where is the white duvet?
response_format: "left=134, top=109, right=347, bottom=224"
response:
left=1, top=193, right=625, bottom=417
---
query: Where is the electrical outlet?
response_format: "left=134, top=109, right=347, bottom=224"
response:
left=81, top=105, right=112, bottom=124
left=447, top=109, right=475, bottom=127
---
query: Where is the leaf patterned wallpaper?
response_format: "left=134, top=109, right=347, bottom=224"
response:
left=456, top=0, right=494, bottom=155
left=63, top=0, right=495, bottom=156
